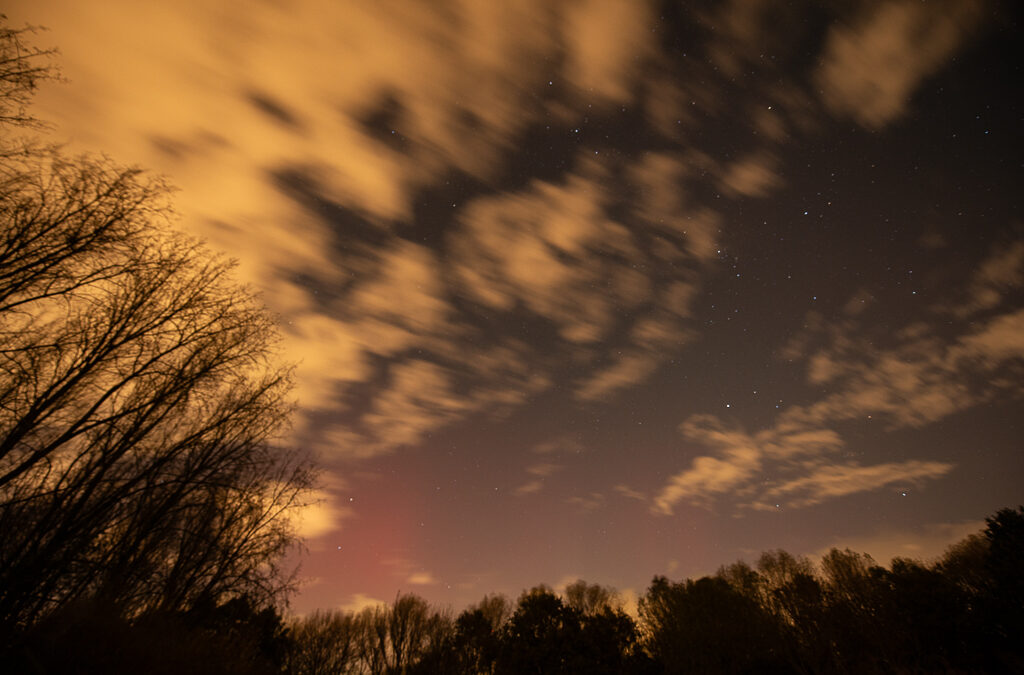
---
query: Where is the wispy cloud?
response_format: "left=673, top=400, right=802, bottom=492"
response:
left=514, top=440, right=574, bottom=496
left=653, top=415, right=763, bottom=514
left=815, top=0, right=986, bottom=128
left=514, top=463, right=564, bottom=497
left=656, top=244, right=1024, bottom=515
left=567, top=492, right=606, bottom=513
left=287, top=488, right=355, bottom=543
left=613, top=485, right=647, bottom=501
left=718, top=152, right=782, bottom=199
left=339, top=593, right=388, bottom=614
left=406, top=571, right=438, bottom=586
left=764, top=460, right=953, bottom=509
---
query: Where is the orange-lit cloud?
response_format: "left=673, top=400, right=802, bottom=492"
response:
left=781, top=306, right=1024, bottom=434
left=514, top=462, right=564, bottom=496
left=576, top=351, right=663, bottom=403
left=335, top=359, right=477, bottom=458
left=653, top=415, right=763, bottom=514
left=566, top=492, right=606, bottom=513
left=816, top=0, right=986, bottom=128
left=406, top=571, right=438, bottom=586
left=562, top=0, right=655, bottom=104
left=654, top=415, right=956, bottom=516
left=718, top=152, right=783, bottom=199
left=11, top=0, right=683, bottom=458
left=954, top=241, right=1024, bottom=316
left=765, top=460, right=953, bottom=508
left=339, top=593, right=388, bottom=613
left=289, top=490, right=355, bottom=543
left=613, top=485, right=646, bottom=501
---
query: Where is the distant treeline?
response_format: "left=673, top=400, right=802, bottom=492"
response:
left=7, top=506, right=1022, bottom=674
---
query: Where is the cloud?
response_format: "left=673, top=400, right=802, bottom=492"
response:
left=562, top=0, right=655, bottom=104
left=954, top=241, right=1024, bottom=316
left=815, top=0, right=985, bottom=128
left=382, top=557, right=441, bottom=589
left=514, top=462, right=564, bottom=496
left=627, top=152, right=721, bottom=262
left=718, top=152, right=782, bottom=198
left=513, top=480, right=544, bottom=497
left=532, top=435, right=584, bottom=456
left=288, top=489, right=355, bottom=542
left=286, top=312, right=371, bottom=411
left=528, top=462, right=562, bottom=476
left=342, top=359, right=479, bottom=457
left=451, top=170, right=633, bottom=344
left=449, top=156, right=710, bottom=404
left=653, top=416, right=762, bottom=514
left=406, top=571, right=438, bottom=586
left=700, top=0, right=807, bottom=80
left=576, top=351, right=662, bottom=402
left=956, top=308, right=1024, bottom=366
left=761, top=428, right=844, bottom=461
left=782, top=304, right=1024, bottom=435
left=339, top=593, right=388, bottom=614
left=345, top=241, right=452, bottom=353
left=567, top=492, right=606, bottom=513
left=515, top=453, right=567, bottom=496
left=613, top=484, right=647, bottom=501
left=765, top=460, right=953, bottom=508
left=654, top=416, right=955, bottom=515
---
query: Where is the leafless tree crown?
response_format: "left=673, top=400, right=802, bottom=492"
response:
left=0, top=17, right=314, bottom=634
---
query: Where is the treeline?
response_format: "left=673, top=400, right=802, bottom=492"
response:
left=7, top=506, right=1023, bottom=673
left=277, top=507, right=1024, bottom=675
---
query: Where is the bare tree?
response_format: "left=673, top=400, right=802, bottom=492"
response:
left=0, top=17, right=59, bottom=130
left=353, top=595, right=444, bottom=674
left=564, top=579, right=619, bottom=616
left=285, top=610, right=361, bottom=675
left=0, top=17, right=314, bottom=637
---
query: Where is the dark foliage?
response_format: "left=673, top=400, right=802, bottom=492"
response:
left=8, top=595, right=288, bottom=674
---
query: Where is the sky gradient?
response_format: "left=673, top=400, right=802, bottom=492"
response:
left=8, top=0, right=1022, bottom=615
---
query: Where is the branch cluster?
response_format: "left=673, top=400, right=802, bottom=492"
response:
left=0, top=17, right=315, bottom=648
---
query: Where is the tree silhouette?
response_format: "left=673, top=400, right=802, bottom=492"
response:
left=0, top=17, right=314, bottom=654
left=284, top=609, right=361, bottom=675
left=640, top=575, right=787, bottom=674
left=0, top=19, right=59, bottom=131
left=496, top=586, right=579, bottom=674
left=427, top=594, right=509, bottom=674
left=981, top=506, right=1024, bottom=671
left=494, top=584, right=650, bottom=675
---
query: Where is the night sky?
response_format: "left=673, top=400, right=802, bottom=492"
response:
left=10, top=0, right=1022, bottom=616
